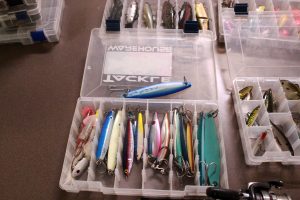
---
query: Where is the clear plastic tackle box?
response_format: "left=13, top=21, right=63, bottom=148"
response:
left=218, top=0, right=300, bottom=42
left=0, top=0, right=64, bottom=45
left=59, top=0, right=229, bottom=198
left=0, top=0, right=38, bottom=12
left=222, top=9, right=300, bottom=165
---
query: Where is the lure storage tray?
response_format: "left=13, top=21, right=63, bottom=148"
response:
left=218, top=0, right=300, bottom=42
left=0, top=0, right=41, bottom=29
left=59, top=26, right=229, bottom=197
left=0, top=0, right=64, bottom=44
left=223, top=12, right=300, bottom=165
left=59, top=98, right=229, bottom=197
left=100, top=0, right=216, bottom=39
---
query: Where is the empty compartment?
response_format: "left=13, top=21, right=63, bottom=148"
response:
left=90, top=100, right=124, bottom=187
left=159, top=0, right=177, bottom=29
left=258, top=78, right=290, bottom=113
left=234, top=78, right=262, bottom=101
left=140, top=0, right=158, bottom=29
left=258, top=14, right=279, bottom=37
left=269, top=113, right=298, bottom=156
left=272, top=0, right=291, bottom=11
left=123, top=0, right=141, bottom=28
left=241, top=101, right=270, bottom=127
left=177, top=0, right=195, bottom=29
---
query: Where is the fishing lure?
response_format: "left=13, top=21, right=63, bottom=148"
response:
left=222, top=0, right=234, bottom=8
left=239, top=86, right=253, bottom=100
left=148, top=112, right=161, bottom=164
left=186, top=120, right=194, bottom=175
left=270, top=121, right=294, bottom=156
left=179, top=113, right=189, bottom=173
left=178, top=2, right=193, bottom=29
left=173, top=109, right=185, bottom=177
left=143, top=2, right=155, bottom=28
left=198, top=112, right=205, bottom=184
left=263, top=89, right=274, bottom=113
left=292, top=112, right=300, bottom=135
left=246, top=106, right=260, bottom=127
left=109, top=0, right=123, bottom=20
left=136, top=111, right=144, bottom=160
left=71, top=108, right=97, bottom=178
left=256, top=5, right=265, bottom=12
left=280, top=80, right=300, bottom=100
left=123, top=77, right=192, bottom=98
left=122, top=114, right=135, bottom=177
left=96, top=111, right=115, bottom=167
left=153, top=112, right=170, bottom=174
left=252, top=131, right=268, bottom=156
left=200, top=110, right=220, bottom=186
left=195, top=2, right=209, bottom=30
left=161, top=0, right=176, bottom=29
left=107, top=110, right=122, bottom=175
left=125, top=0, right=139, bottom=28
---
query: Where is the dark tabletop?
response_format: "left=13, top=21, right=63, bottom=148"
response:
left=0, top=0, right=300, bottom=199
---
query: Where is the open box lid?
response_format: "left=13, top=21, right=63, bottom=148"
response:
left=222, top=12, right=300, bottom=81
left=80, top=29, right=217, bottom=101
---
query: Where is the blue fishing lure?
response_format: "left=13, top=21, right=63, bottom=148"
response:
left=96, top=111, right=115, bottom=164
left=123, top=77, right=192, bottom=98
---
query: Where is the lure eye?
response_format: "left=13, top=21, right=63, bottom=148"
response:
left=76, top=170, right=80, bottom=174
left=152, top=121, right=156, bottom=125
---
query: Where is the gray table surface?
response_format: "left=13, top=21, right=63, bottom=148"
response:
left=0, top=0, right=300, bottom=199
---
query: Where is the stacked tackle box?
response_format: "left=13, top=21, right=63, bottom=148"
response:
left=222, top=1, right=300, bottom=165
left=0, top=0, right=64, bottom=45
left=59, top=0, right=229, bottom=198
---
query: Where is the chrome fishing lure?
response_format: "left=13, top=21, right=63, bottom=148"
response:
left=173, top=108, right=185, bottom=177
left=143, top=2, right=156, bottom=28
left=109, top=0, right=123, bottom=20
left=199, top=110, right=221, bottom=186
left=71, top=108, right=97, bottom=178
left=125, top=0, right=139, bottom=28
left=136, top=111, right=144, bottom=161
left=122, top=113, right=135, bottom=177
left=107, top=110, right=122, bottom=175
left=147, top=112, right=161, bottom=164
left=152, top=112, right=170, bottom=174
left=123, top=77, right=192, bottom=98
left=96, top=110, right=115, bottom=167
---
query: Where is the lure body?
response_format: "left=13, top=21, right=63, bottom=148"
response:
left=136, top=112, right=144, bottom=160
left=125, top=0, right=138, bottom=28
left=252, top=131, right=267, bottom=156
left=203, top=112, right=221, bottom=186
left=256, top=5, right=265, bottom=12
left=195, top=2, right=209, bottom=30
left=148, top=112, right=161, bottom=158
left=263, top=89, right=274, bottom=113
left=198, top=112, right=206, bottom=184
left=96, top=111, right=115, bottom=163
left=124, top=81, right=192, bottom=98
left=281, top=80, right=300, bottom=100
left=122, top=117, right=134, bottom=177
left=109, top=0, right=123, bottom=20
left=71, top=111, right=97, bottom=178
left=246, top=106, right=260, bottom=126
left=178, top=2, right=193, bottom=29
left=222, top=0, right=234, bottom=8
left=270, top=121, right=294, bottom=156
left=157, top=113, right=170, bottom=163
left=174, top=109, right=184, bottom=169
left=162, top=1, right=176, bottom=29
left=186, top=121, right=194, bottom=173
left=292, top=112, right=300, bottom=135
left=239, top=86, right=253, bottom=100
left=143, top=2, right=155, bottom=28
left=179, top=114, right=189, bottom=164
left=107, top=110, right=122, bottom=174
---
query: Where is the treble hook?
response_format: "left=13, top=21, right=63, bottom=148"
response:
left=200, top=161, right=217, bottom=186
left=185, top=162, right=195, bottom=178
left=208, top=109, right=219, bottom=118
left=173, top=157, right=186, bottom=178
left=96, top=159, right=108, bottom=174
left=153, top=159, right=169, bottom=175
left=147, top=155, right=157, bottom=167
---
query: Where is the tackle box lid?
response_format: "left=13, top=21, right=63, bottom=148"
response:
left=80, top=29, right=218, bottom=101
left=222, top=11, right=300, bottom=82
left=0, top=0, right=64, bottom=44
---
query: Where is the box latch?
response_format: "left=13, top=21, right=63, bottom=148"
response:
left=184, top=21, right=199, bottom=33
left=30, top=30, right=47, bottom=42
left=234, top=3, right=248, bottom=15
left=106, top=19, right=120, bottom=32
